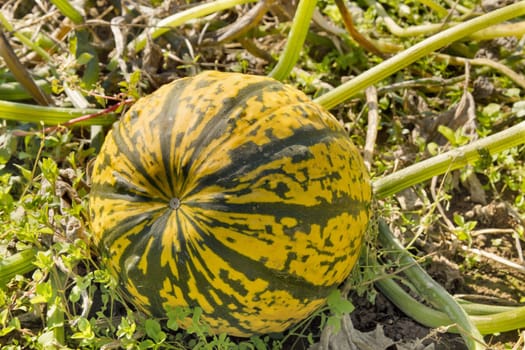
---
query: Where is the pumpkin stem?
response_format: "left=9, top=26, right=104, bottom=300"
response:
left=169, top=198, right=181, bottom=210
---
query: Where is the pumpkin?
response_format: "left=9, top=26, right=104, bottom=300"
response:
left=89, top=71, right=371, bottom=337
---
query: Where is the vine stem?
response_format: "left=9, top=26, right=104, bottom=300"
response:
left=0, top=248, right=38, bottom=288
left=314, top=2, right=525, bottom=110
left=377, top=219, right=486, bottom=350
left=268, top=0, right=317, bottom=80
left=375, top=274, right=525, bottom=335
left=0, top=100, right=116, bottom=126
left=127, top=0, right=257, bottom=54
left=373, top=121, right=525, bottom=198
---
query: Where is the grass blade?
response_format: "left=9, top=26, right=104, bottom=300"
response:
left=0, top=31, right=53, bottom=106
left=49, top=0, right=84, bottom=25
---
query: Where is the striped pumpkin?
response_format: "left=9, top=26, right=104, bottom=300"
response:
left=89, top=71, right=371, bottom=337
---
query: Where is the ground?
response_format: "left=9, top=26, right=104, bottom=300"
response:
left=0, top=1, right=524, bottom=349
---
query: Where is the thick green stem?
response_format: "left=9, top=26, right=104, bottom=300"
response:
left=368, top=237, right=525, bottom=336
left=0, top=248, right=38, bottom=288
left=375, top=276, right=459, bottom=329
left=314, top=2, right=525, bottom=110
left=268, top=0, right=317, bottom=81
left=472, top=306, right=525, bottom=335
left=457, top=300, right=517, bottom=316
left=128, top=0, right=257, bottom=53
left=0, top=100, right=116, bottom=126
left=373, top=121, right=525, bottom=198
left=48, top=270, right=67, bottom=345
left=0, top=80, right=51, bottom=101
left=377, top=219, right=486, bottom=349
left=375, top=276, right=525, bottom=335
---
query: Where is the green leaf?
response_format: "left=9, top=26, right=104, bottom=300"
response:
left=453, top=213, right=465, bottom=226
left=139, top=339, right=155, bottom=349
left=117, top=316, right=136, bottom=340
left=0, top=316, right=20, bottom=336
left=512, top=100, right=525, bottom=117
left=326, top=289, right=355, bottom=316
left=37, top=330, right=58, bottom=348
left=76, top=52, right=94, bottom=66
left=504, top=88, right=521, bottom=98
left=166, top=309, right=180, bottom=331
left=69, top=285, right=81, bottom=303
left=0, top=131, right=16, bottom=165
left=482, top=103, right=501, bottom=117
left=326, top=315, right=342, bottom=333
left=249, top=336, right=267, bottom=350
left=34, top=250, right=54, bottom=270
left=31, top=281, right=53, bottom=304
left=71, top=317, right=95, bottom=340
left=144, top=319, right=166, bottom=344
left=13, top=163, right=32, bottom=182
left=40, top=158, right=58, bottom=184
left=49, top=0, right=84, bottom=24
left=437, top=125, right=457, bottom=145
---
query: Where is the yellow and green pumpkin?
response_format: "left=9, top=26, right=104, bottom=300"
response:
left=89, top=71, right=371, bottom=337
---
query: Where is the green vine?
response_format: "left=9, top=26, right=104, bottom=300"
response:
left=373, top=121, right=525, bottom=198
left=314, top=1, right=525, bottom=109
left=268, top=0, right=317, bottom=81
left=377, top=219, right=486, bottom=349
left=127, top=0, right=257, bottom=53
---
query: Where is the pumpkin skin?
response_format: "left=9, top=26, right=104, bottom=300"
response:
left=89, top=71, right=371, bottom=337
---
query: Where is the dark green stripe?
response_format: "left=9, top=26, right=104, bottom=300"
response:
left=98, top=206, right=166, bottom=258
left=111, top=124, right=170, bottom=201
left=118, top=205, right=334, bottom=334
left=166, top=211, right=331, bottom=333
left=110, top=78, right=192, bottom=201
left=187, top=123, right=346, bottom=197
left=184, top=81, right=283, bottom=176
left=155, top=79, right=193, bottom=198
left=119, top=209, right=174, bottom=300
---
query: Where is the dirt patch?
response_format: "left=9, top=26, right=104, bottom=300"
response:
left=350, top=292, right=466, bottom=350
